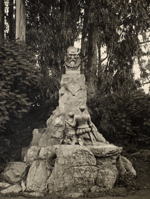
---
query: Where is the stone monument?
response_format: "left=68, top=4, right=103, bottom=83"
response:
left=0, top=46, right=136, bottom=198
left=38, top=46, right=107, bottom=147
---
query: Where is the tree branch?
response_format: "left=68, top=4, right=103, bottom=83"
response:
left=139, top=40, right=150, bottom=45
left=142, top=81, right=150, bottom=85
left=101, top=55, right=108, bottom=63
left=34, top=4, right=49, bottom=24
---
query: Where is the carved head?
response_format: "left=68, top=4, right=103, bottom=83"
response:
left=79, top=105, right=86, bottom=112
left=68, top=112, right=74, bottom=118
left=66, top=46, right=79, bottom=66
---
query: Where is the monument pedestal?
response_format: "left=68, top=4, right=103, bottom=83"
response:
left=47, top=144, right=121, bottom=198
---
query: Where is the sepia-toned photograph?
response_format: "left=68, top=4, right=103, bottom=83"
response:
left=0, top=0, right=150, bottom=199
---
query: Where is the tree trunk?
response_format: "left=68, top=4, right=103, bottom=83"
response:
left=86, top=24, right=98, bottom=100
left=0, top=0, right=4, bottom=43
left=97, top=42, right=101, bottom=87
left=9, top=0, right=13, bottom=40
left=81, top=2, right=89, bottom=74
left=16, top=0, right=26, bottom=42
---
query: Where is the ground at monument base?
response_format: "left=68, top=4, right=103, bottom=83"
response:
left=0, top=151, right=149, bottom=199
left=0, top=189, right=150, bottom=199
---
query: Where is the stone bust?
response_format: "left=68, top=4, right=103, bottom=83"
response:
left=64, top=46, right=81, bottom=74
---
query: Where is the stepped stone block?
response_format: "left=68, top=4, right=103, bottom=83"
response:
left=47, top=145, right=97, bottom=198
left=26, top=160, right=50, bottom=192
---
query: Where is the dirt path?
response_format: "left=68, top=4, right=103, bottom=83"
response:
left=94, top=190, right=150, bottom=199
left=0, top=189, right=150, bottom=199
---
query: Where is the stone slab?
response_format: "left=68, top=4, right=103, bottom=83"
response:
left=86, top=144, right=123, bottom=157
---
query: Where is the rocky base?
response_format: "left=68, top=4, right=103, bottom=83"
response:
left=0, top=144, right=136, bottom=198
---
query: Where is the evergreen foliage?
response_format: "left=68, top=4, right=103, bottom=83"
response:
left=81, top=0, right=150, bottom=96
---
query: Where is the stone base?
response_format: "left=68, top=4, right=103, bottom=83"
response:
left=47, top=145, right=97, bottom=197
left=0, top=144, right=136, bottom=198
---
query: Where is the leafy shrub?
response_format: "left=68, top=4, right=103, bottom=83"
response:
left=89, top=80, right=150, bottom=147
left=0, top=41, right=41, bottom=132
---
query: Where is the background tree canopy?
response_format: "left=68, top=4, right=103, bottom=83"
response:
left=0, top=0, right=150, bottom=155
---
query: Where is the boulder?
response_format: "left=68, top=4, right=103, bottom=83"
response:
left=26, top=160, right=50, bottom=193
left=47, top=145, right=97, bottom=198
left=117, top=155, right=136, bottom=176
left=1, top=162, right=27, bottom=184
left=1, top=184, right=22, bottom=194
left=39, top=146, right=56, bottom=169
left=96, top=165, right=118, bottom=189
left=48, top=164, right=97, bottom=198
left=87, top=144, right=123, bottom=157
left=30, top=128, right=45, bottom=146
left=0, top=182, right=10, bottom=189
left=24, top=146, right=41, bottom=165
